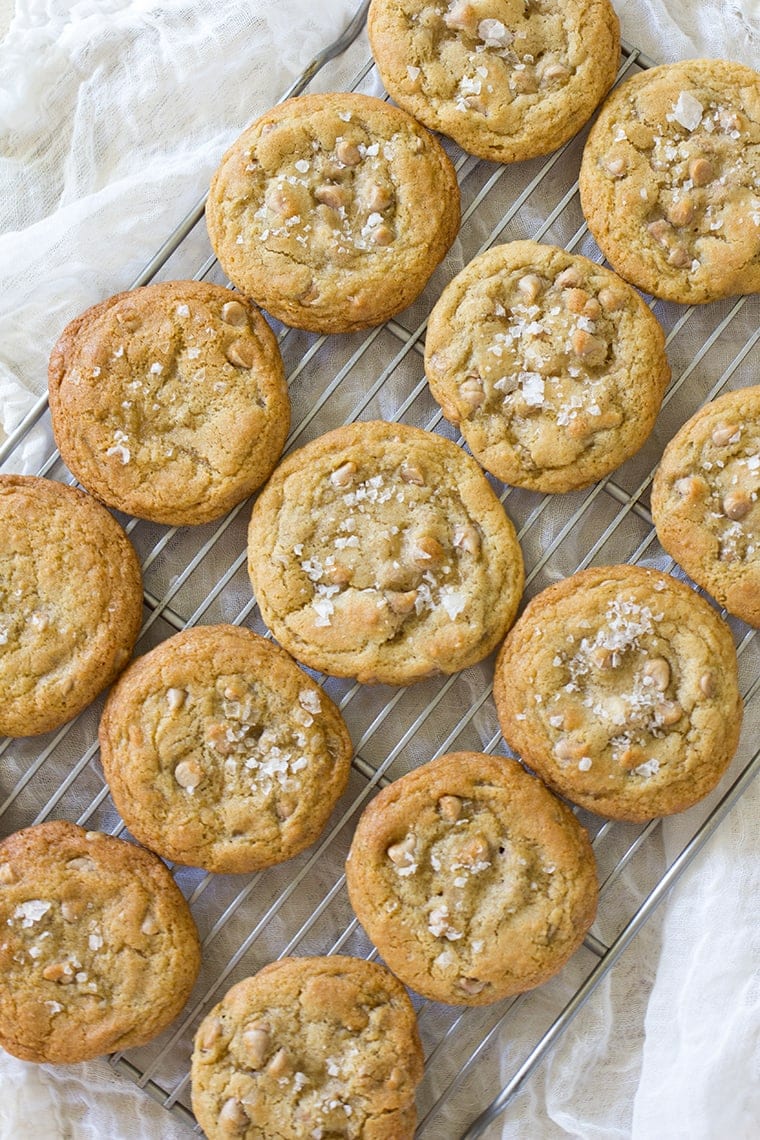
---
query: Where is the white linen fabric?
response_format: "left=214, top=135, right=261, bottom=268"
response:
left=0, top=1, right=758, bottom=1137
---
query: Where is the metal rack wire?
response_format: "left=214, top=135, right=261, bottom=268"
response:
left=1, top=6, right=759, bottom=1137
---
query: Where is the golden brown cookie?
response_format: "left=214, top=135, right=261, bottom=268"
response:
left=579, top=59, right=760, bottom=304
left=345, top=751, right=597, bottom=1006
left=99, top=624, right=353, bottom=874
left=247, top=420, right=525, bottom=685
left=0, top=475, right=143, bottom=738
left=0, top=820, right=200, bottom=1064
left=651, top=386, right=760, bottom=627
left=48, top=280, right=289, bottom=526
left=425, top=240, right=670, bottom=492
left=494, top=564, right=743, bottom=821
left=191, top=956, right=423, bottom=1139
left=367, top=0, right=620, bottom=163
left=205, top=92, right=460, bottom=333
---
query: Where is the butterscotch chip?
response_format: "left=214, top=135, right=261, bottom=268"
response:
left=651, top=386, right=760, bottom=626
left=425, top=241, right=670, bottom=492
left=0, top=476, right=143, bottom=737
left=247, top=421, right=524, bottom=685
left=0, top=821, right=200, bottom=1063
left=494, top=565, right=743, bottom=821
left=206, top=92, right=460, bottom=334
left=345, top=751, right=597, bottom=1005
left=367, top=0, right=620, bottom=163
left=191, top=956, right=423, bottom=1139
left=99, top=625, right=353, bottom=874
left=579, top=59, right=760, bottom=304
left=48, top=281, right=289, bottom=526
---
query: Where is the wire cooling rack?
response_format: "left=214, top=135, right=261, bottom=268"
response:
left=2, top=5, right=759, bottom=1136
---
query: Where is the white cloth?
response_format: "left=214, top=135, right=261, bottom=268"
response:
left=0, top=1, right=758, bottom=1137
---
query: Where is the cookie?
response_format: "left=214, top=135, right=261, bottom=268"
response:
left=247, top=420, right=525, bottom=685
left=367, top=0, right=620, bottom=164
left=48, top=280, right=290, bottom=526
left=0, top=820, right=200, bottom=1064
left=191, top=955, right=423, bottom=1139
left=0, top=475, right=143, bottom=738
left=345, top=751, right=597, bottom=1006
left=579, top=58, right=760, bottom=304
left=651, top=386, right=760, bottom=627
left=424, top=240, right=670, bottom=492
left=494, top=564, right=743, bottom=821
left=99, top=624, right=353, bottom=874
left=205, top=92, right=460, bottom=333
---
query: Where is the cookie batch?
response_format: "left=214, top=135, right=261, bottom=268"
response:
left=1, top=15, right=756, bottom=1138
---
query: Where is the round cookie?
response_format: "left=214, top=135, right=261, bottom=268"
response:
left=48, top=280, right=290, bottom=526
left=0, top=820, right=200, bottom=1064
left=579, top=59, right=760, bottom=304
left=367, top=0, right=620, bottom=164
left=0, top=475, right=143, bottom=738
left=494, top=564, right=743, bottom=821
left=205, top=91, right=460, bottom=333
left=247, top=420, right=525, bottom=685
left=99, top=624, right=353, bottom=874
left=345, top=751, right=597, bottom=1006
left=651, top=385, right=760, bottom=627
left=424, top=240, right=671, bottom=492
left=191, top=955, right=424, bottom=1139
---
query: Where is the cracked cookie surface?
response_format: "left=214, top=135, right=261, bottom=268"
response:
left=48, top=280, right=289, bottom=526
left=368, top=0, right=620, bottom=163
left=346, top=751, right=597, bottom=1005
left=0, top=475, right=143, bottom=737
left=99, top=624, right=353, bottom=874
left=494, top=564, right=743, bottom=820
left=652, top=385, right=760, bottom=627
left=247, top=420, right=525, bottom=685
left=579, top=59, right=760, bottom=303
left=206, top=92, right=460, bottom=333
left=0, top=820, right=200, bottom=1063
left=425, top=240, right=670, bottom=492
left=191, top=955, right=423, bottom=1139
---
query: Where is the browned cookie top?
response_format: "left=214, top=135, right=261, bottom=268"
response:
left=579, top=59, right=760, bottom=303
left=206, top=91, right=460, bottom=333
left=48, top=280, right=289, bottom=526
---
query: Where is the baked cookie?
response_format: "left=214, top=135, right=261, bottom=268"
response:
left=494, top=564, right=743, bottom=821
left=579, top=59, right=760, bottom=304
left=247, top=420, right=525, bottom=685
left=0, top=820, right=200, bottom=1064
left=99, top=624, right=353, bottom=874
left=345, top=751, right=597, bottom=1006
left=425, top=240, right=670, bottom=492
left=0, top=475, right=143, bottom=738
left=367, top=0, right=620, bottom=163
left=48, top=280, right=289, bottom=526
left=191, top=955, right=423, bottom=1139
left=651, top=386, right=760, bottom=627
left=205, top=92, right=460, bottom=333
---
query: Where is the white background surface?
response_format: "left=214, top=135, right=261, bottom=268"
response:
left=0, top=2, right=758, bottom=1137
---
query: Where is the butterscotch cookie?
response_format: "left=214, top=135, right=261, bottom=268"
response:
left=48, top=280, right=289, bottom=526
left=425, top=241, right=670, bottom=492
left=345, top=751, right=597, bottom=1006
left=205, top=92, right=460, bottom=333
left=99, top=624, right=353, bottom=874
left=0, top=475, right=143, bottom=738
left=368, top=0, right=620, bottom=163
left=191, top=955, right=423, bottom=1139
left=0, top=820, right=200, bottom=1063
left=651, top=386, right=760, bottom=627
left=247, top=420, right=525, bottom=685
left=579, top=59, right=760, bottom=304
left=494, top=564, right=743, bottom=821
